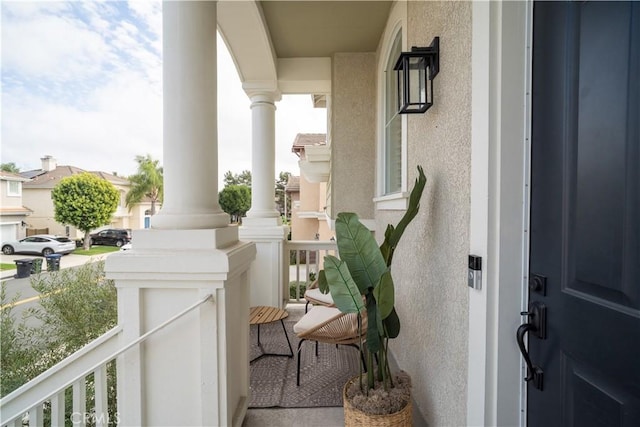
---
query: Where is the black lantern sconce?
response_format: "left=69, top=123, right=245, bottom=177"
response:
left=394, top=37, right=440, bottom=114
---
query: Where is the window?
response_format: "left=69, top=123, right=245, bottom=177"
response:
left=7, top=180, right=21, bottom=197
left=384, top=31, right=403, bottom=195
left=375, top=2, right=408, bottom=210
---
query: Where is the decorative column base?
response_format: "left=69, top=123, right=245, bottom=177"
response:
left=106, top=227, right=256, bottom=426
left=240, top=217, right=290, bottom=308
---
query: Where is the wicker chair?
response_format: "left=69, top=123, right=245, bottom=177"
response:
left=303, top=280, right=335, bottom=313
left=293, top=305, right=367, bottom=386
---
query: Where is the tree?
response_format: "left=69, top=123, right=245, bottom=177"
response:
left=223, top=170, right=252, bottom=187
left=1, top=162, right=20, bottom=173
left=1, top=261, right=118, bottom=420
left=126, top=154, right=163, bottom=215
left=218, top=184, right=251, bottom=223
left=275, top=171, right=291, bottom=217
left=51, top=172, right=119, bottom=250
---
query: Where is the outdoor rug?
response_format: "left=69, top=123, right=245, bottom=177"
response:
left=249, top=315, right=361, bottom=408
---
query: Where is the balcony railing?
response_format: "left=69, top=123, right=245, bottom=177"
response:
left=0, top=294, right=213, bottom=427
left=284, top=240, right=337, bottom=303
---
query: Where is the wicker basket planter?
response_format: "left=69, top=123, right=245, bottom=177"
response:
left=342, top=376, right=413, bottom=427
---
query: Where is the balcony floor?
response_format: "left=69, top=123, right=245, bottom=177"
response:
left=243, top=407, right=344, bottom=426
left=243, top=303, right=345, bottom=426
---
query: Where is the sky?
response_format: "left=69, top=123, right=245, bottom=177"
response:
left=0, top=1, right=327, bottom=186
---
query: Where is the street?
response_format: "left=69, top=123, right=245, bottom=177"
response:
left=0, top=252, right=114, bottom=323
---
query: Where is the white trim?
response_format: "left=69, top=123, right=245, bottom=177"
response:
left=7, top=180, right=21, bottom=197
left=520, top=2, right=535, bottom=425
left=467, top=2, right=491, bottom=425
left=467, top=1, right=531, bottom=426
left=296, top=211, right=325, bottom=220
left=375, top=1, right=408, bottom=209
left=372, top=192, right=408, bottom=210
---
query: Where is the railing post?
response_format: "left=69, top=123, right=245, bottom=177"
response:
left=106, top=228, right=255, bottom=426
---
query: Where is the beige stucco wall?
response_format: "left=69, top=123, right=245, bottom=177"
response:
left=374, top=2, right=472, bottom=425
left=1, top=180, right=22, bottom=208
left=290, top=175, right=334, bottom=241
left=23, top=183, right=144, bottom=238
left=22, top=188, right=70, bottom=236
left=331, top=52, right=376, bottom=221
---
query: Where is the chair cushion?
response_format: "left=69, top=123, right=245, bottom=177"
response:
left=304, top=287, right=334, bottom=305
left=293, top=306, right=342, bottom=334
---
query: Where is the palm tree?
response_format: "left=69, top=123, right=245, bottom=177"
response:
left=126, top=154, right=163, bottom=215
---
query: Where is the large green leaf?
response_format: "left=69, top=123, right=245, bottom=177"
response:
left=373, top=270, right=394, bottom=320
left=323, top=255, right=365, bottom=313
left=379, top=224, right=395, bottom=266
left=317, top=269, right=328, bottom=294
left=335, top=213, right=387, bottom=294
left=366, top=299, right=381, bottom=353
left=380, top=166, right=427, bottom=266
left=383, top=307, right=401, bottom=339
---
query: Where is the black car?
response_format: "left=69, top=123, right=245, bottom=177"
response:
left=89, top=229, right=131, bottom=247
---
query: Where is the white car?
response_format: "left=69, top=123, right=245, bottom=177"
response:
left=1, top=235, right=76, bottom=256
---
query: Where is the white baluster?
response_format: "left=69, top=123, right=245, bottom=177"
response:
left=93, top=365, right=108, bottom=427
left=72, top=378, right=86, bottom=427
left=50, top=391, right=66, bottom=427
left=28, top=404, right=43, bottom=426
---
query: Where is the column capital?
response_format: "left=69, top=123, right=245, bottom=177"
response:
left=243, top=85, right=282, bottom=104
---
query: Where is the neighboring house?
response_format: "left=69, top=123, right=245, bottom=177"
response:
left=288, top=133, right=332, bottom=241
left=0, top=171, right=32, bottom=242
left=3, top=3, right=637, bottom=427
left=20, top=155, right=148, bottom=237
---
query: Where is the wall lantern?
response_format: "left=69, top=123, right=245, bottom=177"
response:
left=394, top=37, right=440, bottom=114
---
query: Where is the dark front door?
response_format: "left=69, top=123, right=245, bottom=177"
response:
left=529, top=1, right=640, bottom=425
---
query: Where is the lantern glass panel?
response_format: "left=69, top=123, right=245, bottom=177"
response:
left=409, top=57, right=427, bottom=109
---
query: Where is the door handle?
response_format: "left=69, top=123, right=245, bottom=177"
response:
left=516, top=301, right=546, bottom=390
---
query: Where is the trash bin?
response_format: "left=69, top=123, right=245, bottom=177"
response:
left=14, top=259, right=33, bottom=279
left=45, top=254, right=62, bottom=272
left=30, top=258, right=43, bottom=274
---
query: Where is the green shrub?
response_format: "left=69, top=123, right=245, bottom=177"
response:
left=289, top=281, right=307, bottom=300
left=1, top=261, right=117, bottom=397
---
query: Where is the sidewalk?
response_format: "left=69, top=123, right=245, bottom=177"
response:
left=0, top=252, right=114, bottom=281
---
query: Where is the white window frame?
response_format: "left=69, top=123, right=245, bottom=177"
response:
left=7, top=180, right=21, bottom=197
left=375, top=1, right=408, bottom=210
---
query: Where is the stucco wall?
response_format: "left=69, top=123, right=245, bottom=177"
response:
left=1, top=180, right=22, bottom=208
left=376, top=2, right=472, bottom=425
left=331, top=53, right=376, bottom=221
left=22, top=188, right=69, bottom=235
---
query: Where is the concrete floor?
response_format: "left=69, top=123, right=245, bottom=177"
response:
left=242, top=407, right=345, bottom=427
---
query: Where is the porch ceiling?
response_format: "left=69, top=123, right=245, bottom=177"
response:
left=260, top=1, right=393, bottom=58
left=218, top=1, right=392, bottom=95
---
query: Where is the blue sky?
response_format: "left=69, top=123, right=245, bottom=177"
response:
left=1, top=1, right=326, bottom=183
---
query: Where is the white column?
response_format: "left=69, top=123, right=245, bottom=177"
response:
left=245, top=91, right=281, bottom=221
left=152, top=0, right=229, bottom=230
left=107, top=2, right=257, bottom=426
left=240, top=91, right=289, bottom=308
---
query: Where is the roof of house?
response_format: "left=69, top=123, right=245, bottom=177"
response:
left=91, top=171, right=130, bottom=185
left=291, top=133, right=326, bottom=153
left=285, top=175, right=300, bottom=192
left=22, top=166, right=130, bottom=189
left=0, top=206, right=33, bottom=216
left=0, top=171, right=31, bottom=182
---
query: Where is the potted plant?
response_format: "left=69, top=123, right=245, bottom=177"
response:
left=318, top=166, right=426, bottom=426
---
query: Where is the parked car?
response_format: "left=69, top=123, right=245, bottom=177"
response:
left=89, top=229, right=131, bottom=247
left=1, top=235, right=76, bottom=256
